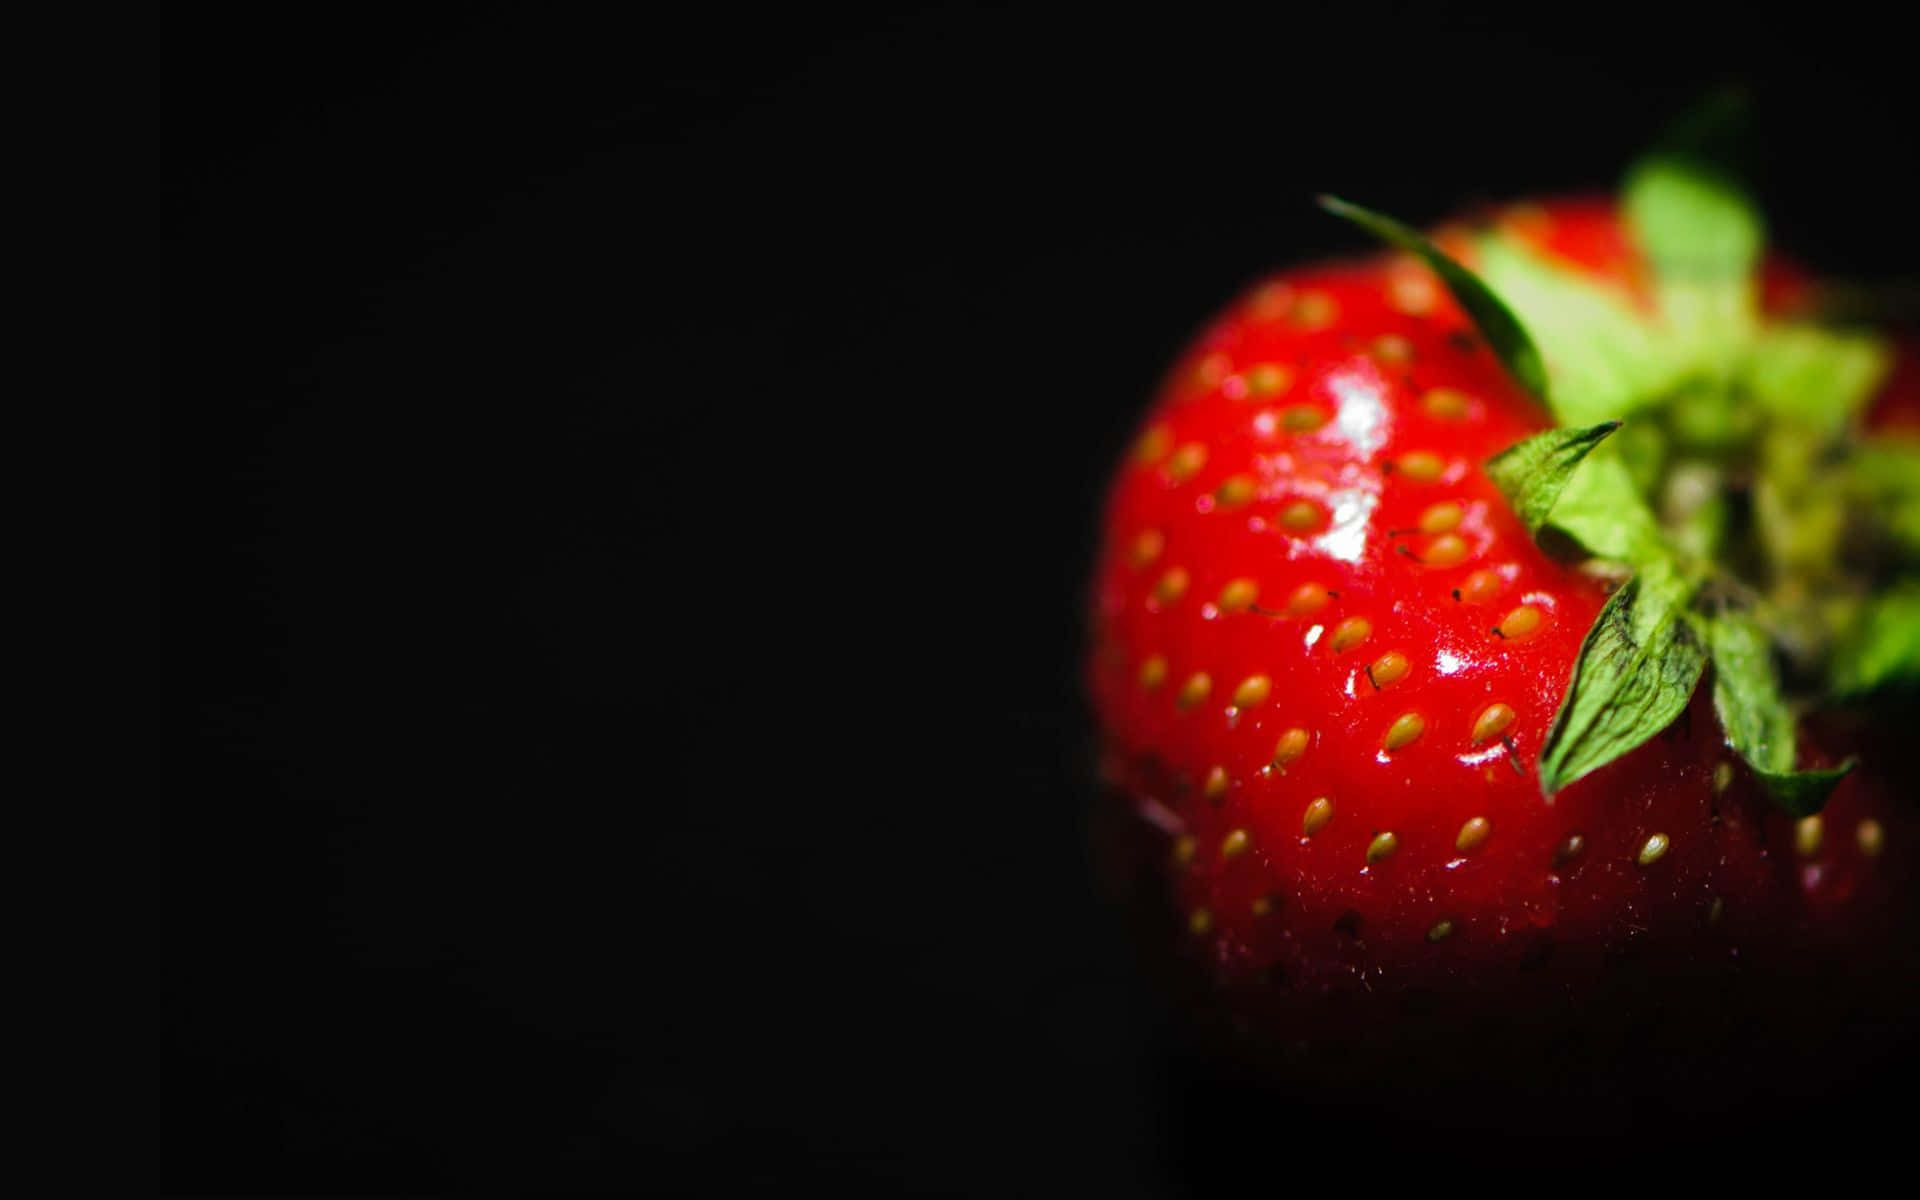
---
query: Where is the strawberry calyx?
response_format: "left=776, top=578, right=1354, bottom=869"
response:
left=1324, top=137, right=1916, bottom=814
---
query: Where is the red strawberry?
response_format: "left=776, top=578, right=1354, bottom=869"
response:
left=1086, top=182, right=1920, bottom=1115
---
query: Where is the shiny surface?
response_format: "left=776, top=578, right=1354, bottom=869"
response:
left=1086, top=211, right=1911, bottom=1019
left=1092, top=260, right=1612, bottom=981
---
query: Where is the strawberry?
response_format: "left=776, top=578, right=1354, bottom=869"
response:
left=1086, top=141, right=1920, bottom=1113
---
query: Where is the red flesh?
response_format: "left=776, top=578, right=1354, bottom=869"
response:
left=1087, top=201, right=1913, bottom=1080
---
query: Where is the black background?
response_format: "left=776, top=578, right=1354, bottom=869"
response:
left=144, top=4, right=1918, bottom=1191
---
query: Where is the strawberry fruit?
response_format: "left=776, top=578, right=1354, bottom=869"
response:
left=1086, top=126, right=1920, bottom=1112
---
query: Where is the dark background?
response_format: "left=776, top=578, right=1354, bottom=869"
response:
left=143, top=4, right=1917, bottom=1191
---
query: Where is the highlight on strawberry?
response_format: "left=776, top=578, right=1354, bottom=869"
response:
left=1085, top=101, right=1919, bottom=1106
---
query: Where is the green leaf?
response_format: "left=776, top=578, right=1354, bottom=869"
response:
left=1623, top=158, right=1764, bottom=281
left=1538, top=574, right=1708, bottom=796
left=1542, top=449, right=1667, bottom=566
left=1663, top=377, right=1757, bottom=452
left=1829, top=581, right=1920, bottom=697
left=1486, top=422, right=1622, bottom=536
left=1317, top=195, right=1549, bottom=400
left=1468, top=235, right=1687, bottom=426
left=1707, top=609, right=1795, bottom=771
left=1704, top=607, right=1850, bottom=814
left=1612, top=420, right=1668, bottom=496
left=1751, top=762, right=1857, bottom=819
left=1850, top=442, right=1920, bottom=555
left=1753, top=429, right=1848, bottom=576
left=1623, top=159, right=1763, bottom=375
left=1741, top=325, right=1892, bottom=438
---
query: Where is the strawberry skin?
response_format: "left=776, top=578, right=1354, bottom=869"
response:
left=1086, top=205, right=1915, bottom=1090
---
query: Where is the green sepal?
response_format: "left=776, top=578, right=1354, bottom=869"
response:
left=1485, top=421, right=1624, bottom=542
left=1664, top=378, right=1757, bottom=452
left=1625, top=90, right=1762, bottom=283
left=1624, top=157, right=1763, bottom=378
left=1540, top=450, right=1667, bottom=565
left=1317, top=195, right=1549, bottom=401
left=1741, top=325, right=1892, bottom=439
left=1623, top=157, right=1763, bottom=282
left=1538, top=571, right=1708, bottom=797
left=1707, top=608, right=1796, bottom=772
left=1468, top=235, right=1685, bottom=426
left=1751, top=761, right=1857, bottom=819
left=1845, top=442, right=1920, bottom=557
left=1625, top=93, right=1764, bottom=378
left=1828, top=582, right=1920, bottom=697
left=1704, top=607, right=1852, bottom=814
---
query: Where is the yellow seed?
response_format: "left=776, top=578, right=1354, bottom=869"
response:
left=1232, top=674, right=1272, bottom=709
left=1189, top=907, right=1213, bottom=935
left=1329, top=616, right=1372, bottom=654
left=1555, top=834, right=1586, bottom=865
left=1286, top=582, right=1331, bottom=618
left=1302, top=796, right=1334, bottom=836
left=1172, top=834, right=1197, bottom=866
left=1383, top=712, right=1426, bottom=751
left=1367, top=650, right=1410, bottom=688
left=1422, top=533, right=1469, bottom=567
left=1418, top=501, right=1463, bottom=534
left=1427, top=919, right=1455, bottom=943
left=1457, top=568, right=1503, bottom=603
left=1272, top=727, right=1310, bottom=769
left=1166, top=442, right=1208, bottom=482
left=1371, top=334, right=1414, bottom=364
left=1203, top=765, right=1230, bottom=801
left=1128, top=528, right=1164, bottom=568
left=1497, top=605, right=1544, bottom=639
left=1859, top=819, right=1886, bottom=858
left=1250, top=894, right=1276, bottom=917
left=1281, top=404, right=1327, bottom=432
left=1154, top=566, right=1190, bottom=605
left=1215, top=474, right=1257, bottom=508
left=1176, top=672, right=1211, bottom=711
left=1366, top=831, right=1400, bottom=864
left=1422, top=387, right=1472, bottom=421
left=1708, top=896, right=1725, bottom=926
left=1396, top=451, right=1446, bottom=482
left=1795, top=815, right=1824, bottom=859
left=1194, top=352, right=1232, bottom=388
left=1217, top=578, right=1259, bottom=612
left=1388, top=267, right=1439, bottom=315
left=1133, top=424, right=1173, bottom=465
left=1245, top=362, right=1294, bottom=397
left=1471, top=702, right=1516, bottom=745
left=1248, top=282, right=1293, bottom=319
left=1279, top=499, right=1322, bottom=531
left=1138, top=654, right=1168, bottom=690
left=1637, top=832, right=1671, bottom=867
left=1455, top=816, right=1492, bottom=854
left=1712, top=760, right=1735, bottom=794
left=1292, top=290, right=1337, bottom=328
left=1220, top=828, right=1251, bottom=859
